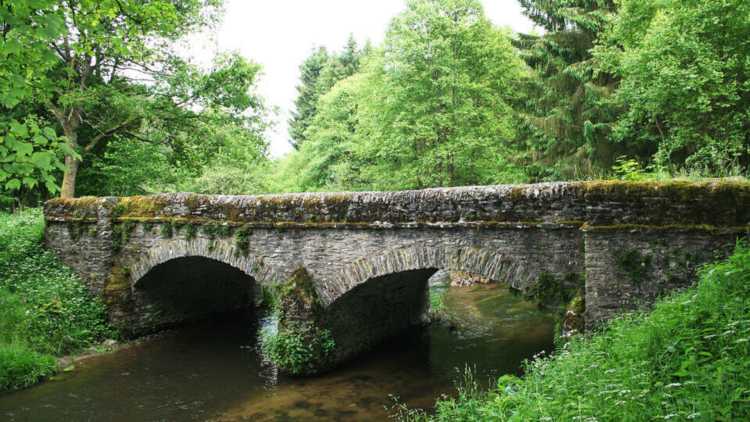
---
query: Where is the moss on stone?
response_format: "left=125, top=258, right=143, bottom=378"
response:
left=111, top=196, right=170, bottom=219
left=160, top=223, right=173, bottom=239
left=112, top=221, right=136, bottom=253
left=278, top=268, right=325, bottom=318
left=526, top=271, right=583, bottom=311
left=66, top=221, right=87, bottom=241
left=184, top=224, right=198, bottom=241
left=615, top=248, right=653, bottom=285
left=235, top=225, right=252, bottom=256
left=103, top=266, right=131, bottom=305
left=202, top=223, right=233, bottom=240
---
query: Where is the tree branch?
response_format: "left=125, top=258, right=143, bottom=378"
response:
left=84, top=117, right=138, bottom=151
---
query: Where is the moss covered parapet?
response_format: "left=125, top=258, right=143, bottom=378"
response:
left=43, top=180, right=750, bottom=229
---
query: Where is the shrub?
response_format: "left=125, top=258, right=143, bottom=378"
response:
left=260, top=320, right=335, bottom=376
left=0, top=343, right=56, bottom=391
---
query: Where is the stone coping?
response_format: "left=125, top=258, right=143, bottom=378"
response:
left=44, top=180, right=750, bottom=227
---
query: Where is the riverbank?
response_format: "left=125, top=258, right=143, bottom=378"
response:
left=400, top=243, right=750, bottom=421
left=0, top=209, right=115, bottom=392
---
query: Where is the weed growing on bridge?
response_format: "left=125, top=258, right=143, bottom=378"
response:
left=616, top=248, right=653, bottom=285
left=184, top=223, right=198, bottom=240
left=260, top=321, right=335, bottom=376
left=0, top=210, right=114, bottom=391
left=235, top=225, right=252, bottom=256
left=160, top=222, right=173, bottom=239
left=111, top=221, right=136, bottom=253
left=202, top=223, right=233, bottom=240
left=402, top=243, right=750, bottom=421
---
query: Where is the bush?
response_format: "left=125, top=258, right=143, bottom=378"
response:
left=0, top=209, right=115, bottom=391
left=414, top=243, right=750, bottom=421
left=260, top=320, right=335, bottom=376
left=0, top=343, right=56, bottom=391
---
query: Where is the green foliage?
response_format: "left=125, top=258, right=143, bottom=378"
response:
left=3, top=0, right=270, bottom=199
left=259, top=284, right=280, bottom=312
left=184, top=224, right=198, bottom=241
left=234, top=225, right=252, bottom=256
left=595, top=0, right=750, bottom=174
left=429, top=289, right=446, bottom=314
left=612, top=155, right=645, bottom=181
left=202, top=223, right=233, bottom=240
left=160, top=222, right=174, bottom=239
left=0, top=209, right=114, bottom=391
left=279, top=0, right=528, bottom=192
left=0, top=1, right=69, bottom=197
left=289, top=36, right=364, bottom=149
left=409, top=243, right=750, bottom=421
left=513, top=0, right=620, bottom=180
left=0, top=116, right=68, bottom=196
left=260, top=321, right=335, bottom=376
left=0, top=343, right=56, bottom=392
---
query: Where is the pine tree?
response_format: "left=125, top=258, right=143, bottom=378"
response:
left=288, top=47, right=330, bottom=149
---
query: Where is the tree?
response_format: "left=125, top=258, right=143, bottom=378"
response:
left=0, top=0, right=69, bottom=200
left=12, top=0, right=265, bottom=198
left=288, top=35, right=364, bottom=149
left=594, top=0, right=750, bottom=174
left=288, top=47, right=329, bottom=149
left=353, top=0, right=526, bottom=189
left=514, top=0, right=620, bottom=179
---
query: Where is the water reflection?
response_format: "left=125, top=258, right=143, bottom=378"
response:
left=0, top=284, right=554, bottom=421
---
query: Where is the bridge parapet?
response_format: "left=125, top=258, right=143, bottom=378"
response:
left=45, top=180, right=750, bottom=228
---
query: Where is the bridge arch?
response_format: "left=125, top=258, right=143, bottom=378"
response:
left=325, top=245, right=536, bottom=305
left=128, top=238, right=278, bottom=289
left=321, top=245, right=542, bottom=362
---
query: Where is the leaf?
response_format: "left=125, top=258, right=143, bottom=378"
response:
left=13, top=141, right=34, bottom=156
left=30, top=151, right=53, bottom=169
left=22, top=177, right=37, bottom=189
left=44, top=179, right=59, bottom=194
left=4, top=179, right=21, bottom=191
left=9, top=120, right=28, bottom=138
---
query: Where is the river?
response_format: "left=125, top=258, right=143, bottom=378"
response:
left=0, top=283, right=554, bottom=421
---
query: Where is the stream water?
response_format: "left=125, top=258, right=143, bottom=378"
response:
left=0, top=283, right=554, bottom=421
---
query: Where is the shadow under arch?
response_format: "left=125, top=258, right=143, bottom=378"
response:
left=129, top=238, right=273, bottom=287
left=130, top=255, right=257, bottom=334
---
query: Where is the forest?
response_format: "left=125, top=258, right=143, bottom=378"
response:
left=2, top=0, right=748, bottom=205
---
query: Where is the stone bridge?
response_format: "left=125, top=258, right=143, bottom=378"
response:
left=44, top=181, right=749, bottom=371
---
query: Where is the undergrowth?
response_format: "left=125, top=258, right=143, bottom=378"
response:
left=0, top=209, right=115, bottom=391
left=260, top=320, right=335, bottom=376
left=399, top=242, right=750, bottom=421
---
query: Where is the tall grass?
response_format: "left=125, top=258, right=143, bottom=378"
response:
left=408, top=243, right=750, bottom=421
left=0, top=209, right=114, bottom=391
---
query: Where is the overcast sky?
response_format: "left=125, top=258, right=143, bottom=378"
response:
left=188, top=0, right=536, bottom=157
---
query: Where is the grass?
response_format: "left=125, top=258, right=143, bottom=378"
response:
left=0, top=209, right=115, bottom=392
left=399, top=242, right=750, bottom=421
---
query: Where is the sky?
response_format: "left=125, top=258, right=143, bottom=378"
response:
left=188, top=1, right=536, bottom=157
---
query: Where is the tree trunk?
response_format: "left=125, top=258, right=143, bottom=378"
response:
left=58, top=116, right=80, bottom=199
left=60, top=155, right=79, bottom=198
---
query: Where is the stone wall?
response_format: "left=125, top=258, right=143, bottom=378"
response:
left=43, top=181, right=750, bottom=368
